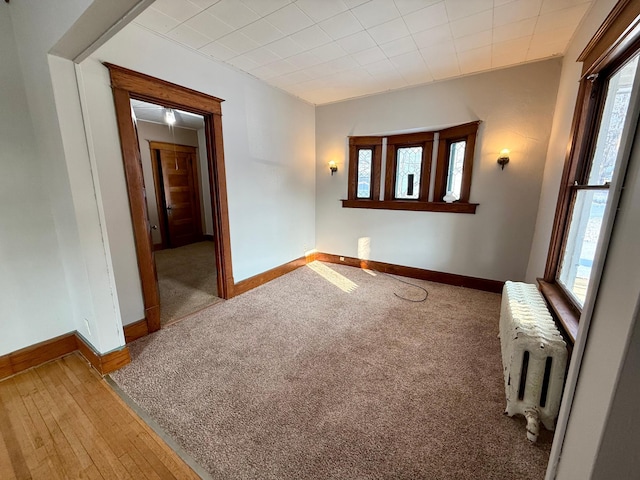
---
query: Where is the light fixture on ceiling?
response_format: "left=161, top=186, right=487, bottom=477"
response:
left=164, top=108, right=176, bottom=126
left=497, top=149, right=510, bottom=170
left=329, top=160, right=338, bottom=175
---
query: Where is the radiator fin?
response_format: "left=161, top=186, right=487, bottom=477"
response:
left=499, top=281, right=568, bottom=442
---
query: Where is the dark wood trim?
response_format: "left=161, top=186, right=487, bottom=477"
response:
left=341, top=199, right=478, bottom=213
left=0, top=333, right=77, bottom=381
left=123, top=319, right=149, bottom=344
left=75, top=334, right=131, bottom=375
left=538, top=280, right=580, bottom=344
left=544, top=80, right=598, bottom=280
left=579, top=0, right=640, bottom=75
left=148, top=141, right=198, bottom=153
left=384, top=132, right=433, bottom=202
left=203, top=234, right=215, bottom=241
left=208, top=112, right=234, bottom=298
left=113, top=86, right=161, bottom=333
left=434, top=121, right=480, bottom=203
left=105, top=63, right=223, bottom=115
left=107, top=63, right=233, bottom=332
left=348, top=136, right=382, bottom=145
left=316, top=253, right=503, bottom=293
left=150, top=147, right=169, bottom=249
left=0, top=332, right=132, bottom=381
left=232, top=256, right=309, bottom=297
left=347, top=138, right=382, bottom=201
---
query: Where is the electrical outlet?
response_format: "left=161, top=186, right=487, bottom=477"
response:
left=340, top=256, right=345, bottom=261
left=84, top=318, right=91, bottom=336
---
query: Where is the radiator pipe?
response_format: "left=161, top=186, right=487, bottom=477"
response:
left=525, top=409, right=540, bottom=442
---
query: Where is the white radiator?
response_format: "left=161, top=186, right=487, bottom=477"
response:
left=499, top=281, right=568, bottom=442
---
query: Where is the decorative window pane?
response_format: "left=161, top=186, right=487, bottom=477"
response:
left=394, top=146, right=423, bottom=199
left=587, top=55, right=638, bottom=185
left=446, top=141, right=466, bottom=200
left=559, top=189, right=608, bottom=306
left=356, top=148, right=372, bottom=198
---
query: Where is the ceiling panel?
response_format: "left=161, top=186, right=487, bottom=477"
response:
left=133, top=0, right=593, bottom=105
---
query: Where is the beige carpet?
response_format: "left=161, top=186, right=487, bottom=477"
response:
left=111, top=262, right=552, bottom=479
left=155, top=241, right=221, bottom=325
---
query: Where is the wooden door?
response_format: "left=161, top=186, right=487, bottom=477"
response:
left=156, top=144, right=202, bottom=248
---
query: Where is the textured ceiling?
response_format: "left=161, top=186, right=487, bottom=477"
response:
left=133, top=0, right=593, bottom=105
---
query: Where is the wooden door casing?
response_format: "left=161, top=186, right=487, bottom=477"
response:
left=107, top=63, right=234, bottom=333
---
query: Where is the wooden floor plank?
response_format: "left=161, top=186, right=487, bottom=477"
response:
left=39, top=362, right=130, bottom=480
left=0, top=354, right=199, bottom=480
left=32, top=366, right=94, bottom=472
left=0, top=419, right=19, bottom=480
left=0, top=379, right=39, bottom=478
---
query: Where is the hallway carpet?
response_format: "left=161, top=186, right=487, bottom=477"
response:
left=110, top=261, right=552, bottom=479
left=154, top=241, right=221, bottom=325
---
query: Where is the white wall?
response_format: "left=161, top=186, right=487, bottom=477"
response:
left=0, top=5, right=75, bottom=355
left=4, top=0, right=127, bottom=354
left=79, top=23, right=316, bottom=325
left=316, top=60, right=561, bottom=282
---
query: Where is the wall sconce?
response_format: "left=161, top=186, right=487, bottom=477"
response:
left=497, top=149, right=510, bottom=170
left=329, top=160, right=338, bottom=175
left=164, top=108, right=176, bottom=125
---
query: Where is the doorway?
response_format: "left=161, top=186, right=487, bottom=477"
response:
left=130, top=99, right=222, bottom=326
left=107, top=63, right=234, bottom=333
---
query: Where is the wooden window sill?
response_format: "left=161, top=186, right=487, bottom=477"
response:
left=538, top=279, right=579, bottom=344
left=341, top=199, right=478, bottom=213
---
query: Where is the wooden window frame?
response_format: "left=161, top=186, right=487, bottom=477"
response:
left=384, top=131, right=434, bottom=202
left=541, top=0, right=640, bottom=343
left=342, top=124, right=480, bottom=214
left=347, top=136, right=382, bottom=201
left=433, top=121, right=480, bottom=203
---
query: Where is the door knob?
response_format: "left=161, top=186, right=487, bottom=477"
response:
left=166, top=205, right=173, bottom=210
left=151, top=225, right=158, bottom=230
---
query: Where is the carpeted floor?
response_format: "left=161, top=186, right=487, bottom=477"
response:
left=111, top=261, right=552, bottom=479
left=154, top=241, right=221, bottom=325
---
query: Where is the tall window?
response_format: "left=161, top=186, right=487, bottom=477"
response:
left=542, top=0, right=640, bottom=342
left=356, top=148, right=373, bottom=199
left=347, top=137, right=382, bottom=201
left=385, top=132, right=433, bottom=202
left=558, top=54, right=639, bottom=307
left=434, top=122, right=479, bottom=203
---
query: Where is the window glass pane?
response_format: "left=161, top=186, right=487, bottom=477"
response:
left=559, top=189, right=608, bottom=307
left=395, top=146, right=422, bottom=199
left=587, top=54, right=639, bottom=185
left=445, top=141, right=466, bottom=200
left=356, top=148, right=372, bottom=198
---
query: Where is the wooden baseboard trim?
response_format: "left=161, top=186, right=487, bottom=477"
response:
left=315, top=253, right=504, bottom=293
left=123, top=319, right=149, bottom=344
left=232, top=255, right=310, bottom=297
left=0, top=333, right=78, bottom=381
left=75, top=333, right=131, bottom=375
left=203, top=234, right=214, bottom=242
left=0, top=332, right=131, bottom=382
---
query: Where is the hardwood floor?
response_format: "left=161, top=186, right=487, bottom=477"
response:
left=0, top=353, right=200, bottom=480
